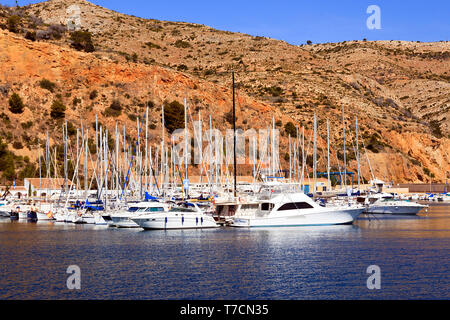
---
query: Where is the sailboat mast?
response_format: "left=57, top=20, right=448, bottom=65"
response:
left=301, top=127, right=305, bottom=192
left=161, top=104, right=165, bottom=193
left=38, top=140, right=41, bottom=199
left=184, top=98, right=188, bottom=198
left=313, top=113, right=317, bottom=196
left=145, top=107, right=149, bottom=196
left=356, top=116, right=361, bottom=192
left=232, top=71, right=237, bottom=198
left=342, top=105, right=347, bottom=189
left=327, top=119, right=331, bottom=192
left=199, top=111, right=203, bottom=186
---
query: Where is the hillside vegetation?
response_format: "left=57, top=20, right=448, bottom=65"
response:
left=0, top=0, right=449, bottom=185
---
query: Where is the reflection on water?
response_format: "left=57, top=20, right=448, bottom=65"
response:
left=0, top=204, right=449, bottom=300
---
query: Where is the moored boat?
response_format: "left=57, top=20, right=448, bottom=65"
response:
left=229, top=192, right=364, bottom=227
left=131, top=203, right=218, bottom=230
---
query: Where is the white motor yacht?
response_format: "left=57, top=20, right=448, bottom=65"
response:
left=231, top=192, right=364, bottom=227
left=109, top=201, right=169, bottom=228
left=366, top=198, right=428, bottom=215
left=131, top=203, right=218, bottom=230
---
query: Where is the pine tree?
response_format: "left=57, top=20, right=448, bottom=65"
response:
left=8, top=93, right=25, bottom=114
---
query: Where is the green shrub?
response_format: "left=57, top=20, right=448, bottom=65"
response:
left=8, top=93, right=25, bottom=114
left=0, top=137, right=15, bottom=180
left=21, top=121, right=33, bottom=129
left=174, top=40, right=191, bottom=48
left=39, top=79, right=56, bottom=92
left=145, top=42, right=161, bottom=49
left=89, top=90, right=98, bottom=100
left=50, top=100, right=66, bottom=119
left=25, top=31, right=36, bottom=41
left=72, top=97, right=81, bottom=106
left=429, top=120, right=443, bottom=138
left=104, top=100, right=122, bottom=117
left=224, top=109, right=237, bottom=124
left=7, top=15, right=20, bottom=33
left=66, top=121, right=76, bottom=136
left=265, top=86, right=283, bottom=97
left=284, top=122, right=297, bottom=137
left=70, top=31, right=95, bottom=52
left=12, top=141, right=23, bottom=149
left=163, top=100, right=184, bottom=134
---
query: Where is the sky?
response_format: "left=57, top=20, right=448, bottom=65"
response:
left=2, top=0, right=449, bottom=44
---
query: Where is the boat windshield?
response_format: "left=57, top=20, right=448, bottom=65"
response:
left=261, top=203, right=275, bottom=211
left=169, top=207, right=196, bottom=213
left=278, top=202, right=314, bottom=210
left=144, top=207, right=165, bottom=212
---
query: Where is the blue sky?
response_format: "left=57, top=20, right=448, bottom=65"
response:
left=3, top=0, right=449, bottom=44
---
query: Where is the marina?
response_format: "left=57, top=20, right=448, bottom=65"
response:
left=0, top=0, right=448, bottom=305
left=0, top=203, right=448, bottom=300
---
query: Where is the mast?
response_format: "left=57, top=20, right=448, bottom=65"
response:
left=327, top=119, right=331, bottom=192
left=232, top=71, right=237, bottom=198
left=272, top=117, right=275, bottom=176
left=63, top=121, right=67, bottom=195
left=105, top=128, right=109, bottom=201
left=313, top=113, right=317, bottom=196
left=115, top=122, right=119, bottom=198
left=342, top=105, right=347, bottom=189
left=123, top=124, right=127, bottom=201
left=209, top=115, right=213, bottom=196
left=161, top=104, right=165, bottom=194
left=46, top=131, right=49, bottom=202
left=296, top=126, right=299, bottom=183
left=95, top=115, right=99, bottom=198
left=38, top=140, right=41, bottom=199
left=289, top=134, right=292, bottom=182
left=145, top=107, right=149, bottom=196
left=199, top=111, right=203, bottom=186
left=184, top=98, right=188, bottom=198
left=356, top=116, right=361, bottom=192
left=301, top=127, right=305, bottom=192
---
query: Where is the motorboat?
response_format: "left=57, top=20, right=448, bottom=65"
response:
left=230, top=192, right=364, bottom=227
left=365, top=198, right=428, bottom=215
left=131, top=203, right=218, bottom=230
left=109, top=201, right=170, bottom=228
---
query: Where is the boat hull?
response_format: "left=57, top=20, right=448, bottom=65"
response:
left=94, top=214, right=107, bottom=225
left=231, top=208, right=364, bottom=227
left=36, top=212, right=55, bottom=221
left=132, top=215, right=219, bottom=230
left=110, top=215, right=140, bottom=228
left=366, top=205, right=426, bottom=215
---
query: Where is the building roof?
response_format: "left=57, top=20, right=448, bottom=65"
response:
left=183, top=176, right=255, bottom=184
left=25, top=178, right=73, bottom=190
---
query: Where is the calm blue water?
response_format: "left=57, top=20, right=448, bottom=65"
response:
left=0, top=204, right=449, bottom=300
